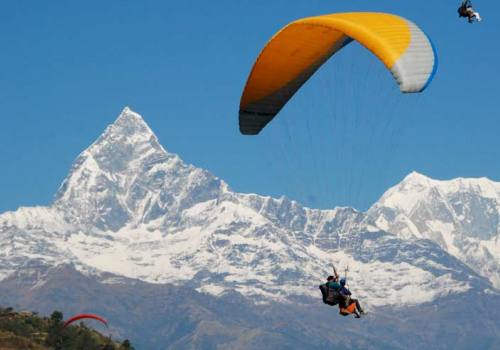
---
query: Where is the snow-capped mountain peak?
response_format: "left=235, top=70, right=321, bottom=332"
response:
left=377, top=171, right=500, bottom=213
left=52, top=107, right=224, bottom=231
left=369, top=172, right=500, bottom=288
left=402, top=171, right=430, bottom=183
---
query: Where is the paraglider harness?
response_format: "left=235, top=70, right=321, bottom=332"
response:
left=319, top=264, right=349, bottom=307
left=319, top=283, right=342, bottom=306
left=319, top=283, right=357, bottom=315
left=338, top=298, right=357, bottom=316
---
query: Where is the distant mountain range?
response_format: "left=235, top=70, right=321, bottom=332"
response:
left=368, top=171, right=500, bottom=288
left=1, top=107, right=498, bottom=349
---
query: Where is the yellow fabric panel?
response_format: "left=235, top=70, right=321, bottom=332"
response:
left=241, top=13, right=411, bottom=108
left=241, top=24, right=346, bottom=108
left=298, top=13, right=411, bottom=68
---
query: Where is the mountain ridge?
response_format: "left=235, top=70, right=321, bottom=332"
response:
left=0, top=108, right=497, bottom=308
left=368, top=169, right=500, bottom=288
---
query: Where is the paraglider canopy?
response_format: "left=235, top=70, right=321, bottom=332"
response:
left=239, top=12, right=438, bottom=135
left=63, top=313, right=108, bottom=328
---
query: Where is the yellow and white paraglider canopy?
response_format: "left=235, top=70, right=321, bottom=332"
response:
left=239, top=12, right=438, bottom=135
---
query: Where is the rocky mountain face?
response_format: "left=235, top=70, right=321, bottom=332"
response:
left=53, top=107, right=225, bottom=232
left=0, top=107, right=498, bottom=348
left=368, top=171, right=500, bottom=288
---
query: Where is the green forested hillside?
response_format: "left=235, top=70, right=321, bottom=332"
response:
left=0, top=307, right=133, bottom=350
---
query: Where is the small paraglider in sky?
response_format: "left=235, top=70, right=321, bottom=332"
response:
left=62, top=313, right=108, bottom=329
left=458, top=0, right=482, bottom=23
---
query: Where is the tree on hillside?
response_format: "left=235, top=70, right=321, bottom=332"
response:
left=121, top=339, right=134, bottom=350
left=46, top=311, right=64, bottom=349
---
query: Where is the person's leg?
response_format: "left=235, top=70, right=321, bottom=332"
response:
left=354, top=299, right=364, bottom=313
left=346, top=300, right=361, bottom=318
left=352, top=304, right=361, bottom=318
left=474, top=12, right=482, bottom=21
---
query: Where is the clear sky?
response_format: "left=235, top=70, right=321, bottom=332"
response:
left=0, top=0, right=499, bottom=212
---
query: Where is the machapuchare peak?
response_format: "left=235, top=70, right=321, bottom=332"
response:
left=52, top=107, right=222, bottom=232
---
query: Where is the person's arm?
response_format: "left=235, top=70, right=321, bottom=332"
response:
left=332, top=264, right=339, bottom=280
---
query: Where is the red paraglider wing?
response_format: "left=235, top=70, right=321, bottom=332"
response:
left=63, top=313, right=108, bottom=328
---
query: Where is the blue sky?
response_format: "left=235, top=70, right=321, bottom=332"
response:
left=0, top=0, right=499, bottom=212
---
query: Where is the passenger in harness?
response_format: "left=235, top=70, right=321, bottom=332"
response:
left=458, top=0, right=482, bottom=23
left=338, top=278, right=365, bottom=318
